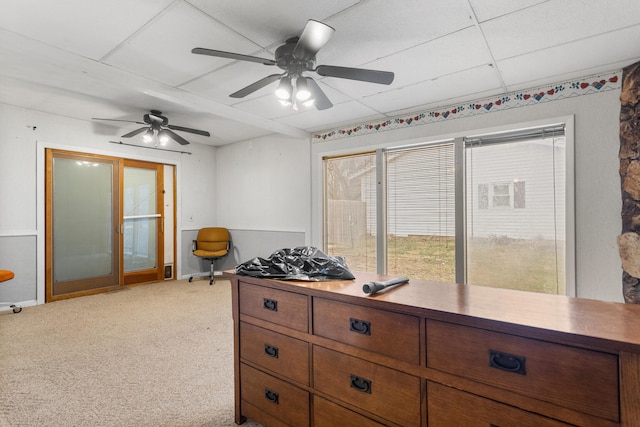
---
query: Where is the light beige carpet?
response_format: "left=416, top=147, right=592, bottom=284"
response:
left=0, top=279, right=261, bottom=427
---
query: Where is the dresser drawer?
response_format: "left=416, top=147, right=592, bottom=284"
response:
left=427, top=381, right=571, bottom=426
left=313, top=346, right=421, bottom=427
left=241, top=363, right=309, bottom=427
left=240, top=322, right=309, bottom=385
left=313, top=396, right=386, bottom=427
left=239, top=282, right=308, bottom=332
left=313, top=298, right=420, bottom=364
left=426, top=320, right=619, bottom=422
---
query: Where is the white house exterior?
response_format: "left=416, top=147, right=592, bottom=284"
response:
left=352, top=136, right=566, bottom=242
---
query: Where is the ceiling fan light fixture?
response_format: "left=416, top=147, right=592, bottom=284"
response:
left=192, top=19, right=393, bottom=111
left=142, top=129, right=154, bottom=143
left=275, top=76, right=292, bottom=100
left=158, top=129, right=169, bottom=145
left=295, top=77, right=312, bottom=101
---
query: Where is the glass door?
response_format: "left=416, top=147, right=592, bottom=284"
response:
left=46, top=151, right=120, bottom=300
left=122, top=160, right=164, bottom=285
left=46, top=151, right=171, bottom=301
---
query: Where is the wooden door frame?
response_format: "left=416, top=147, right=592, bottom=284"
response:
left=121, top=159, right=165, bottom=286
left=45, top=149, right=176, bottom=301
left=45, top=149, right=122, bottom=301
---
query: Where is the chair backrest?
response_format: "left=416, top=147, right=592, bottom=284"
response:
left=196, top=227, right=230, bottom=253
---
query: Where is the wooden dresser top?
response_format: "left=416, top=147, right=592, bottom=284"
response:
left=225, top=271, right=640, bottom=354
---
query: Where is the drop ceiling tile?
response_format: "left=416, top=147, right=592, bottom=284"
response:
left=360, top=65, right=504, bottom=113
left=0, top=76, right=128, bottom=127
left=497, top=24, right=640, bottom=87
left=468, top=0, right=549, bottom=22
left=320, top=0, right=473, bottom=68
left=105, top=2, right=264, bottom=86
left=323, top=26, right=492, bottom=99
left=0, top=0, right=174, bottom=59
left=202, top=116, right=274, bottom=145
left=319, top=76, right=393, bottom=104
left=0, top=30, right=145, bottom=104
left=185, top=0, right=360, bottom=48
left=482, top=0, right=640, bottom=60
left=504, top=59, right=636, bottom=95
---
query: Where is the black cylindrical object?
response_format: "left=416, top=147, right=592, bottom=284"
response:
left=362, top=277, right=409, bottom=295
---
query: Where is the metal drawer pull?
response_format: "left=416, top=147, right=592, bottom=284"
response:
left=264, top=388, right=279, bottom=404
left=489, top=350, right=526, bottom=375
left=349, top=317, right=371, bottom=335
left=350, top=374, right=372, bottom=394
left=264, top=344, right=279, bottom=358
left=263, top=298, right=278, bottom=312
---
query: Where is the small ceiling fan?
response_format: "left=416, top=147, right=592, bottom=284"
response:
left=92, top=110, right=210, bottom=145
left=192, top=19, right=394, bottom=110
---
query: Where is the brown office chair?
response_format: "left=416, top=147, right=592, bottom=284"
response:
left=1, top=269, right=22, bottom=313
left=188, top=227, right=230, bottom=285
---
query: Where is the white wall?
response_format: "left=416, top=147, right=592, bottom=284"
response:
left=0, top=103, right=218, bottom=306
left=215, top=134, right=310, bottom=262
left=310, top=90, right=623, bottom=302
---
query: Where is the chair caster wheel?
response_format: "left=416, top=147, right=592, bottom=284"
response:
left=188, top=277, right=193, bottom=282
left=11, top=305, right=22, bottom=313
left=209, top=280, right=214, bottom=285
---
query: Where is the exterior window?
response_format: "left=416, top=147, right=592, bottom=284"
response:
left=479, top=181, right=527, bottom=209
left=323, top=153, right=376, bottom=273
left=323, top=123, right=568, bottom=295
left=492, top=183, right=511, bottom=207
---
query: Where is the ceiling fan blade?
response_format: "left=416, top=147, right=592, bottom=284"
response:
left=293, top=20, right=335, bottom=61
left=192, top=48, right=276, bottom=66
left=121, top=127, right=149, bottom=138
left=230, top=74, right=283, bottom=98
left=92, top=118, right=145, bottom=125
left=167, top=124, right=210, bottom=137
left=306, top=78, right=333, bottom=110
left=316, top=65, right=394, bottom=85
left=164, top=129, right=190, bottom=145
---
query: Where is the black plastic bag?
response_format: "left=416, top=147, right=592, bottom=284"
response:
left=234, top=246, right=355, bottom=281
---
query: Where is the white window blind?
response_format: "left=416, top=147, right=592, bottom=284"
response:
left=465, top=125, right=566, bottom=294
left=385, top=143, right=455, bottom=282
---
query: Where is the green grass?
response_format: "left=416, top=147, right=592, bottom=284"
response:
left=329, top=234, right=565, bottom=294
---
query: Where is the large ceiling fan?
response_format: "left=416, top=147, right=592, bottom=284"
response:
left=192, top=19, right=394, bottom=110
left=92, top=110, right=210, bottom=145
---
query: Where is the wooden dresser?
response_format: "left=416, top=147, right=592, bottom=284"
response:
left=223, top=271, right=640, bottom=426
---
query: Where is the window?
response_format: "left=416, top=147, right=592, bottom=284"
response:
left=323, top=152, right=376, bottom=273
left=465, top=125, right=566, bottom=294
left=492, top=183, right=511, bottom=207
left=479, top=181, right=527, bottom=209
left=323, top=122, right=570, bottom=295
left=385, top=143, right=455, bottom=282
